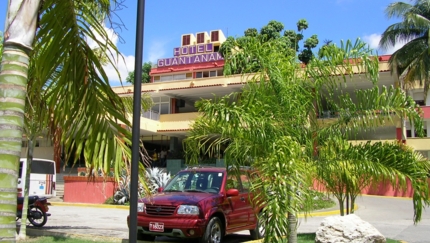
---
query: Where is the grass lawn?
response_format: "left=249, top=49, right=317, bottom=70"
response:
left=20, top=234, right=402, bottom=243
left=20, top=236, right=118, bottom=243
left=297, top=233, right=401, bottom=242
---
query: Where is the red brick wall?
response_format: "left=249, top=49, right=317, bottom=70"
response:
left=63, top=176, right=117, bottom=204
left=313, top=178, right=430, bottom=198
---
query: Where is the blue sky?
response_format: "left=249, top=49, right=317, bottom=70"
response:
left=1, top=0, right=404, bottom=86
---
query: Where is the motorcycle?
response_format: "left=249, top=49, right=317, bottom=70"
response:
left=16, top=195, right=51, bottom=227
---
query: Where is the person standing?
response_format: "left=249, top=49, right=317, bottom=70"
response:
left=160, top=148, right=167, bottom=167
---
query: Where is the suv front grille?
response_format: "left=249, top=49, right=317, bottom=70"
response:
left=146, top=205, right=177, bottom=216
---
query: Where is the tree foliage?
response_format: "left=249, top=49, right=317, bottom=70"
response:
left=0, top=1, right=152, bottom=240
left=186, top=32, right=429, bottom=243
left=219, top=19, right=319, bottom=75
left=379, top=0, right=430, bottom=94
left=126, top=62, right=152, bottom=84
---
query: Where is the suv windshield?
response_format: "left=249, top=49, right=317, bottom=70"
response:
left=163, top=171, right=224, bottom=194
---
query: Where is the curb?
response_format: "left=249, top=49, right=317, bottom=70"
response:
left=50, top=201, right=129, bottom=210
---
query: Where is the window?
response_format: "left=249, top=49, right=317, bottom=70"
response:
left=156, top=73, right=192, bottom=83
left=173, top=74, right=186, bottom=80
left=195, top=70, right=222, bottom=79
left=226, top=174, right=240, bottom=190
left=31, top=160, right=55, bottom=174
left=182, top=35, right=191, bottom=46
left=415, top=100, right=425, bottom=106
left=160, top=75, right=173, bottom=82
left=143, top=96, right=171, bottom=119
left=164, top=171, right=223, bottom=193
left=407, top=129, right=428, bottom=137
left=197, top=33, right=205, bottom=44
left=211, top=31, right=219, bottom=42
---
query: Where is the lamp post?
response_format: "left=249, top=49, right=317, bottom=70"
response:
left=129, top=0, right=145, bottom=242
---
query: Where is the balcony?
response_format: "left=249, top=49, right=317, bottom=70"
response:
left=142, top=110, right=160, bottom=121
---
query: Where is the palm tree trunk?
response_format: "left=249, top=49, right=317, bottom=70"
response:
left=1, top=1, right=40, bottom=241
left=287, top=212, right=297, bottom=243
left=0, top=44, right=31, bottom=242
left=17, top=137, right=36, bottom=240
left=338, top=197, right=345, bottom=216
left=346, top=192, right=350, bottom=215
left=350, top=195, right=357, bottom=214
left=287, top=188, right=297, bottom=243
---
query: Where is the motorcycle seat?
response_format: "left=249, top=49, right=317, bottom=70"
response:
left=17, top=195, right=39, bottom=204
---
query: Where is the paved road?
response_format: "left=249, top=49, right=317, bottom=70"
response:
left=27, top=195, right=430, bottom=243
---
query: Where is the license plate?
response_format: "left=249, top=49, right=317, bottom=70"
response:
left=149, top=222, right=164, bottom=232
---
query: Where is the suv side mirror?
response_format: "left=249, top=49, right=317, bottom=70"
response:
left=157, top=187, right=164, bottom=193
left=226, top=189, right=239, bottom=197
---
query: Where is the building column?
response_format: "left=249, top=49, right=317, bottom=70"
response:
left=169, top=136, right=179, bottom=151
left=396, top=119, right=407, bottom=144
left=426, top=120, right=430, bottom=138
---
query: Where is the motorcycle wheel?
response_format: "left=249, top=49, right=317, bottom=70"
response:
left=28, top=206, right=47, bottom=227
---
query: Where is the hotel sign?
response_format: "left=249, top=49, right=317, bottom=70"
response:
left=157, top=43, right=223, bottom=67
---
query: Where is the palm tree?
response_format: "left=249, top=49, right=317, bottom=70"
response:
left=0, top=1, right=138, bottom=241
left=0, top=31, right=3, bottom=59
left=185, top=30, right=429, bottom=243
left=379, top=0, right=430, bottom=94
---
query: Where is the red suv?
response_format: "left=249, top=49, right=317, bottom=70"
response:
left=127, top=166, right=265, bottom=243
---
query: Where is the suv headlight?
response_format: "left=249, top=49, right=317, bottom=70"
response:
left=137, top=202, right=145, bottom=212
left=177, top=205, right=199, bottom=215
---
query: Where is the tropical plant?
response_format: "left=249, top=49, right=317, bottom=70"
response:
left=0, top=1, right=143, bottom=241
left=379, top=0, right=430, bottom=94
left=185, top=23, right=429, bottom=243
left=113, top=167, right=171, bottom=205
left=316, top=139, right=430, bottom=217
left=126, top=62, right=153, bottom=84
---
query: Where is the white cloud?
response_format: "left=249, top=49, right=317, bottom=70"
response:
left=103, top=53, right=135, bottom=86
left=86, top=25, right=135, bottom=86
left=147, top=39, right=169, bottom=64
left=362, top=33, right=406, bottom=55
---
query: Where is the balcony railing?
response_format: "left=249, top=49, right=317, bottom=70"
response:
left=142, top=110, right=160, bottom=121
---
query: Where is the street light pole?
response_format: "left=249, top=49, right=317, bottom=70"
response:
left=129, top=0, right=145, bottom=242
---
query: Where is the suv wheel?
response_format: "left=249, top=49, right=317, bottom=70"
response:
left=137, top=230, right=156, bottom=241
left=200, top=217, right=222, bottom=243
left=250, top=212, right=265, bottom=239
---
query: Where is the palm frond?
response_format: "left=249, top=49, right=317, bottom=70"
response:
left=30, top=0, right=135, bottom=178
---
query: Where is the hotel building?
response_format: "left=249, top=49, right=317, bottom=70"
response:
left=110, top=30, right=430, bottom=162
left=27, top=30, right=430, bottom=167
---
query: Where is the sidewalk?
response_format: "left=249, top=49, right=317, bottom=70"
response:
left=24, top=195, right=430, bottom=243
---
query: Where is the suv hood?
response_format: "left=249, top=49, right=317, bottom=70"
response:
left=141, top=192, right=218, bottom=206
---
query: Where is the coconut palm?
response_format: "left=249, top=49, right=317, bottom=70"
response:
left=0, top=1, right=138, bottom=241
left=379, top=0, right=430, bottom=94
left=185, top=30, right=429, bottom=243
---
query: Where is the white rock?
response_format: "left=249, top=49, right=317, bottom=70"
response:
left=315, top=214, right=386, bottom=243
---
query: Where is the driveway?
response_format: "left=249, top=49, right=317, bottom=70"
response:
left=27, top=195, right=430, bottom=243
